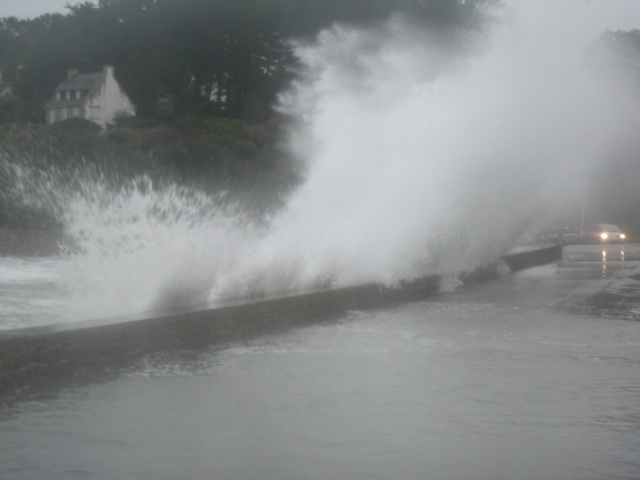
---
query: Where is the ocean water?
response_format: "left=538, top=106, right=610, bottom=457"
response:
left=3, top=0, right=640, bottom=328
left=0, top=256, right=67, bottom=330
left=2, top=249, right=639, bottom=480
left=2, top=1, right=640, bottom=476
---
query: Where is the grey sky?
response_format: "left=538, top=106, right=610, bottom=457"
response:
left=2, top=0, right=640, bottom=31
left=1, top=0, right=70, bottom=19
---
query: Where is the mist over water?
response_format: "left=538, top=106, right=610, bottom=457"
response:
left=3, top=0, right=639, bottom=325
left=220, top=1, right=621, bottom=294
left=57, top=177, right=257, bottom=319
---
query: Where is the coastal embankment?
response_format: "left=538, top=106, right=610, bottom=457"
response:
left=0, top=245, right=562, bottom=402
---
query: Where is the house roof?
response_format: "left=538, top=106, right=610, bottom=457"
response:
left=44, top=71, right=106, bottom=109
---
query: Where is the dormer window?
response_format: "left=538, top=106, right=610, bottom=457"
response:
left=56, top=91, right=62, bottom=100
left=66, top=91, right=72, bottom=100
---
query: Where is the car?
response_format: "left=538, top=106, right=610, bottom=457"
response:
left=586, top=224, right=626, bottom=243
left=537, top=226, right=579, bottom=245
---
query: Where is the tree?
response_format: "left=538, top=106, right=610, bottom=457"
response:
left=3, top=0, right=500, bottom=123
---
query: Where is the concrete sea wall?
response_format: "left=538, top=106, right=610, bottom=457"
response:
left=502, top=244, right=563, bottom=272
left=0, top=245, right=561, bottom=402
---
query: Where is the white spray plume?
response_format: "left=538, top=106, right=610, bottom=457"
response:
left=6, top=0, right=639, bottom=326
left=216, top=2, right=626, bottom=297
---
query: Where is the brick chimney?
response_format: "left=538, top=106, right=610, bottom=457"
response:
left=67, top=69, right=79, bottom=80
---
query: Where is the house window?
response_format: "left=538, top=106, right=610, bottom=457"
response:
left=55, top=109, right=62, bottom=121
left=89, top=106, right=100, bottom=120
left=67, top=108, right=74, bottom=118
left=56, top=92, right=61, bottom=100
left=66, top=91, right=72, bottom=100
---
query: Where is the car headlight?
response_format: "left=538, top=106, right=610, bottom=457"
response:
left=620, top=233, right=626, bottom=239
left=600, top=233, right=608, bottom=240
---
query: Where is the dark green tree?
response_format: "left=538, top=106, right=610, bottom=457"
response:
left=3, top=0, right=500, bottom=123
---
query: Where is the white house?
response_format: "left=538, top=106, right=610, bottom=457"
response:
left=44, top=66, right=135, bottom=127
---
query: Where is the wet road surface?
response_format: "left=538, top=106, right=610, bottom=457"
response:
left=1, top=244, right=639, bottom=480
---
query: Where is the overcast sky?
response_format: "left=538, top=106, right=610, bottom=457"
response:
left=1, top=0, right=69, bottom=19
left=2, top=0, right=640, bottom=31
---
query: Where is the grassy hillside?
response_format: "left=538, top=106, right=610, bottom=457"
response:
left=0, top=116, right=301, bottom=231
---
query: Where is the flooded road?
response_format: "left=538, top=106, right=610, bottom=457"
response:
left=2, top=244, right=639, bottom=480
